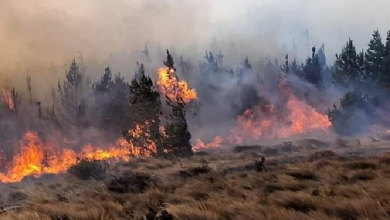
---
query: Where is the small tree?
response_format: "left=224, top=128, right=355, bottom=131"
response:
left=290, top=58, right=304, bottom=78
left=93, top=66, right=112, bottom=95
left=333, top=39, right=365, bottom=87
left=281, top=54, right=289, bottom=74
left=161, top=51, right=193, bottom=157
left=57, top=59, right=87, bottom=127
left=26, top=73, right=32, bottom=105
left=382, top=31, right=390, bottom=86
left=328, top=90, right=374, bottom=136
left=318, top=43, right=327, bottom=69
left=365, top=29, right=384, bottom=81
left=92, top=66, right=130, bottom=133
left=303, top=46, right=322, bottom=87
left=124, top=63, right=163, bottom=156
left=163, top=96, right=193, bottom=157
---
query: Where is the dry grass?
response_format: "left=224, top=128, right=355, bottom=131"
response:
left=3, top=140, right=390, bottom=220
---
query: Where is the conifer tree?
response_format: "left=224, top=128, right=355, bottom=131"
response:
left=109, top=72, right=130, bottom=130
left=281, top=54, right=289, bottom=73
left=382, top=31, right=390, bottom=86
left=333, top=39, right=365, bottom=87
left=303, top=46, right=322, bottom=87
left=290, top=58, right=304, bottom=78
left=26, top=73, right=32, bottom=105
left=365, top=30, right=384, bottom=81
left=124, top=63, right=163, bottom=156
left=92, top=66, right=130, bottom=132
left=93, top=66, right=112, bottom=95
left=318, top=43, right=327, bottom=69
left=162, top=51, right=193, bottom=157
left=328, top=89, right=373, bottom=136
left=162, top=97, right=193, bottom=157
left=57, top=59, right=87, bottom=127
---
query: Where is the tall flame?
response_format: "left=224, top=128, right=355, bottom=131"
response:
left=157, top=67, right=197, bottom=103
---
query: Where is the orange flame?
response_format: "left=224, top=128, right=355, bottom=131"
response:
left=0, top=130, right=149, bottom=183
left=228, top=79, right=331, bottom=144
left=157, top=67, right=197, bottom=103
left=194, top=77, right=332, bottom=147
left=2, top=89, right=14, bottom=110
left=193, top=136, right=223, bottom=151
left=124, top=122, right=157, bottom=156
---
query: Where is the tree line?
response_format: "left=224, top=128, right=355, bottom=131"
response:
left=2, top=29, right=390, bottom=160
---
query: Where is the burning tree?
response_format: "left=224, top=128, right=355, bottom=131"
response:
left=160, top=50, right=193, bottom=157
left=124, top=63, right=163, bottom=156
left=163, top=96, right=193, bottom=157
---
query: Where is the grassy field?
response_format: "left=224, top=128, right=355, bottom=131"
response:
left=2, top=137, right=390, bottom=220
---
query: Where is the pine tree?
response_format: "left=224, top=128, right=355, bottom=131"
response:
left=382, top=31, right=390, bottom=86
left=163, top=50, right=176, bottom=71
left=108, top=72, right=130, bottom=131
left=93, top=66, right=112, bottom=95
left=57, top=59, right=87, bottom=127
left=333, top=39, right=365, bottom=87
left=124, top=63, right=163, bottom=156
left=303, top=46, right=322, bottom=87
left=162, top=51, right=193, bottom=157
left=281, top=54, right=289, bottom=73
left=290, top=58, right=304, bottom=78
left=318, top=43, right=327, bottom=69
left=26, top=73, right=32, bottom=105
left=162, top=97, right=193, bottom=157
left=328, top=89, right=373, bottom=136
left=365, top=29, right=385, bottom=81
left=92, top=66, right=130, bottom=133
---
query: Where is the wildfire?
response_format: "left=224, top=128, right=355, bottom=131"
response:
left=157, top=67, right=197, bottom=103
left=124, top=122, right=157, bottom=156
left=2, top=89, right=14, bottom=110
left=228, top=79, right=331, bottom=144
left=0, top=130, right=145, bottom=183
left=193, top=136, right=223, bottom=151
left=196, top=78, right=332, bottom=146
left=0, top=70, right=333, bottom=183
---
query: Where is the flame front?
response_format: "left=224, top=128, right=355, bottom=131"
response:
left=194, top=78, right=332, bottom=148
left=157, top=67, right=197, bottom=103
left=0, top=130, right=145, bottom=183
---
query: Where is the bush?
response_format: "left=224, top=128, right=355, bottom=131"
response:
left=68, top=158, right=108, bottom=180
left=344, top=161, right=377, bottom=170
left=308, top=150, right=336, bottom=162
left=234, top=145, right=262, bottom=153
left=178, top=166, right=211, bottom=178
left=328, top=90, right=374, bottom=136
left=287, top=170, right=318, bottom=181
left=107, top=172, right=158, bottom=194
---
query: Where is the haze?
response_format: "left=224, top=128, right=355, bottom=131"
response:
left=0, top=0, right=389, bottom=78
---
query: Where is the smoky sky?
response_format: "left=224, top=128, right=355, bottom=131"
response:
left=0, top=0, right=389, bottom=86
